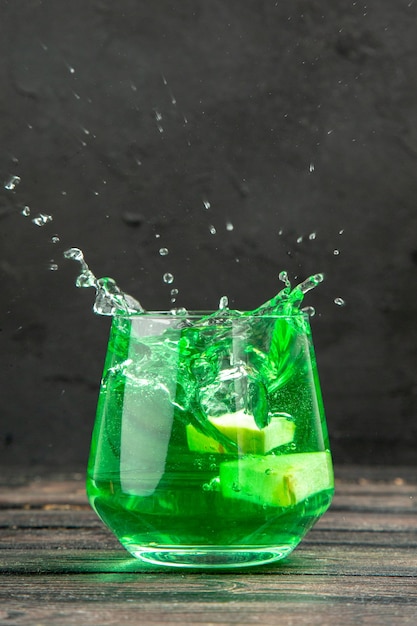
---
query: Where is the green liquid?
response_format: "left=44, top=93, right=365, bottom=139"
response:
left=86, top=283, right=334, bottom=567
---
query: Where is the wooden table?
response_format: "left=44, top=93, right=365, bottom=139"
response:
left=0, top=466, right=416, bottom=625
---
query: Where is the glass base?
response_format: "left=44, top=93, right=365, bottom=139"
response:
left=126, top=545, right=295, bottom=569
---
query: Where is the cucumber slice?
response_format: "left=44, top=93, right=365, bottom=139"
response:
left=186, top=410, right=295, bottom=454
left=219, top=451, right=333, bottom=507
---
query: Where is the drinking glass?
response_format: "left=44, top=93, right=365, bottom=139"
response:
left=86, top=311, right=334, bottom=568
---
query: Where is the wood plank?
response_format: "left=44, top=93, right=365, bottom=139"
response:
left=0, top=508, right=415, bottom=533
left=1, top=544, right=417, bottom=576
left=0, top=603, right=416, bottom=626
left=1, top=525, right=416, bottom=550
left=0, top=576, right=416, bottom=625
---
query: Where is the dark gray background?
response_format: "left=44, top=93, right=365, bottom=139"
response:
left=1, top=0, right=416, bottom=468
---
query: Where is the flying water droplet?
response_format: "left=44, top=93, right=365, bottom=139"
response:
left=334, top=297, right=345, bottom=306
left=302, top=305, right=316, bottom=317
left=51, top=235, right=60, bottom=244
left=4, top=175, right=21, bottom=190
left=296, top=235, right=303, bottom=244
left=32, top=213, right=53, bottom=227
left=21, top=206, right=30, bottom=217
left=219, top=295, right=229, bottom=310
left=209, top=225, right=216, bottom=235
left=279, top=271, right=291, bottom=289
left=309, top=232, right=317, bottom=240
left=333, top=249, right=340, bottom=255
left=278, top=229, right=283, bottom=236
left=309, top=163, right=315, bottom=172
left=226, top=221, right=234, bottom=231
left=48, top=262, right=59, bottom=271
left=163, top=272, right=174, bottom=284
left=159, top=247, right=169, bottom=256
left=339, top=229, right=344, bottom=235
left=203, top=199, right=211, bottom=209
left=303, top=273, right=324, bottom=292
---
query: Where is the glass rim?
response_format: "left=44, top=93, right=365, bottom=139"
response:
left=113, top=310, right=310, bottom=320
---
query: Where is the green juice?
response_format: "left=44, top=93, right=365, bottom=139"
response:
left=86, top=290, right=334, bottom=568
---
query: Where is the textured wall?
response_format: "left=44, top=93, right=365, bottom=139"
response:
left=1, top=0, right=417, bottom=467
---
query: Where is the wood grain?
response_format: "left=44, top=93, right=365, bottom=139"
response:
left=0, top=467, right=416, bottom=626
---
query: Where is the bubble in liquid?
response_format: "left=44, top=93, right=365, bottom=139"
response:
left=334, top=297, right=345, bottom=306
left=209, top=225, right=217, bottom=235
left=163, top=272, right=174, bottom=284
left=4, top=175, right=21, bottom=190
left=21, top=205, right=30, bottom=217
left=159, top=247, right=169, bottom=256
left=51, top=235, right=60, bottom=244
left=226, top=221, right=234, bottom=231
left=32, top=213, right=53, bottom=227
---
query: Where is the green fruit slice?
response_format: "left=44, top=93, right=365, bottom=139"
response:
left=219, top=451, right=333, bottom=507
left=186, top=410, right=295, bottom=454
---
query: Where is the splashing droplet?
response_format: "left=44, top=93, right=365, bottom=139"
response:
left=209, top=225, right=217, bottom=235
left=302, top=305, right=316, bottom=317
left=226, top=221, right=234, bottom=231
left=49, top=262, right=59, bottom=271
left=278, top=229, right=283, bottom=236
left=309, top=163, right=315, bottom=172
left=339, top=229, right=344, bottom=235
left=333, top=249, right=340, bottom=255
left=203, top=199, right=211, bottom=209
left=4, top=175, right=21, bottom=190
left=163, top=272, right=174, bottom=284
left=279, top=271, right=291, bottom=289
left=32, top=213, right=53, bottom=227
left=21, top=205, right=30, bottom=217
left=51, top=235, right=60, bottom=244
left=159, top=247, right=169, bottom=256
left=219, top=295, right=229, bottom=310
left=334, top=297, right=345, bottom=306
left=296, top=236, right=303, bottom=244
left=309, top=232, right=316, bottom=240
left=170, top=288, right=179, bottom=297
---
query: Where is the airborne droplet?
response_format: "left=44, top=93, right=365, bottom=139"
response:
left=4, top=175, right=21, bottom=190
left=334, top=297, right=345, bottom=306
left=163, top=273, right=174, bottom=284
left=31, top=213, right=53, bottom=227
left=159, top=247, right=169, bottom=256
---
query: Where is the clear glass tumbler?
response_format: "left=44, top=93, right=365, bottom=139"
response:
left=86, top=311, right=334, bottom=568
